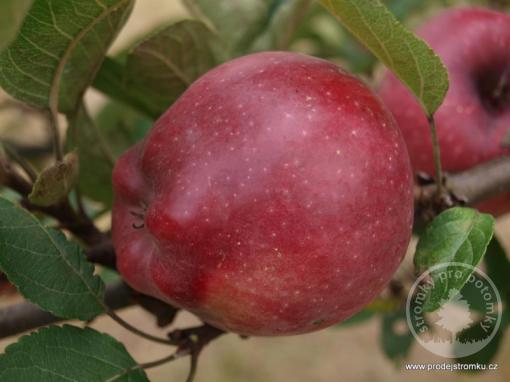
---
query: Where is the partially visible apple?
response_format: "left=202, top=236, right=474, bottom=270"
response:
left=379, top=7, right=510, bottom=215
left=112, top=52, right=414, bottom=336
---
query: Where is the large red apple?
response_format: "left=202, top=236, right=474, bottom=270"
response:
left=379, top=7, right=510, bottom=214
left=112, top=52, right=413, bottom=336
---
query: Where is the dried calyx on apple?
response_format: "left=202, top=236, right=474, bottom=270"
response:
left=112, top=52, right=414, bottom=336
left=379, top=7, right=510, bottom=215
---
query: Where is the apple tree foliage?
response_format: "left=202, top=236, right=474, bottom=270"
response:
left=0, top=0, right=508, bottom=380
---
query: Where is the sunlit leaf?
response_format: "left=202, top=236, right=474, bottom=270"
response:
left=414, top=207, right=494, bottom=312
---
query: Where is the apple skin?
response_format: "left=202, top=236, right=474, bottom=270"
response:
left=112, top=52, right=414, bottom=336
left=379, top=7, right=510, bottom=215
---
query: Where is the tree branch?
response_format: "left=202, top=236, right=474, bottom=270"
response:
left=415, top=155, right=510, bottom=219
left=0, top=281, right=180, bottom=340
left=84, top=240, right=116, bottom=269
left=427, top=115, right=445, bottom=199
left=0, top=282, right=131, bottom=339
left=166, top=324, right=225, bottom=382
left=443, top=156, right=510, bottom=205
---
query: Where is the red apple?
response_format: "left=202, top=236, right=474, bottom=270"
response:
left=379, top=7, right=510, bottom=214
left=112, top=52, right=413, bottom=336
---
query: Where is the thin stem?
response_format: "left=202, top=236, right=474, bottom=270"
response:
left=427, top=115, right=444, bottom=199
left=186, top=351, right=200, bottom=382
left=0, top=282, right=132, bottom=340
left=106, top=350, right=189, bottom=382
left=48, top=109, right=64, bottom=162
left=106, top=308, right=173, bottom=345
left=138, top=350, right=189, bottom=370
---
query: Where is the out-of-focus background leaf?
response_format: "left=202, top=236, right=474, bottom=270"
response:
left=94, top=20, right=225, bottom=119
left=67, top=105, right=116, bottom=207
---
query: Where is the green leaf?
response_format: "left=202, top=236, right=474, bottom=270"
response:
left=183, top=0, right=269, bottom=55
left=414, top=207, right=495, bottom=312
left=292, top=4, right=376, bottom=74
left=457, top=273, right=488, bottom=314
left=485, top=237, right=510, bottom=322
left=99, top=268, right=121, bottom=284
left=66, top=100, right=150, bottom=207
left=124, top=20, right=225, bottom=117
left=0, top=0, right=33, bottom=52
left=95, top=100, right=152, bottom=157
left=415, top=208, right=495, bottom=272
left=0, top=0, right=134, bottom=114
left=336, top=308, right=374, bottom=327
left=0, top=325, right=148, bottom=382
left=28, top=151, right=79, bottom=207
left=67, top=101, right=151, bottom=207
left=93, top=57, right=156, bottom=118
left=0, top=197, right=105, bottom=320
left=67, top=104, right=115, bottom=207
left=380, top=310, right=414, bottom=361
left=184, top=0, right=310, bottom=55
left=318, top=0, right=449, bottom=115
left=485, top=237, right=510, bottom=301
left=454, top=318, right=504, bottom=367
left=95, top=20, right=225, bottom=119
left=386, top=0, right=426, bottom=21
left=250, top=0, right=312, bottom=51
left=95, top=2, right=310, bottom=117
